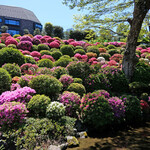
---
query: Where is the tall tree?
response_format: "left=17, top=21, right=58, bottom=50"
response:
left=1, top=25, right=8, bottom=33
left=63, top=0, right=150, bottom=81
left=53, top=26, right=64, bottom=39
left=44, top=22, right=53, bottom=36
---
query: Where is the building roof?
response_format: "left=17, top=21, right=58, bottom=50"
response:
left=0, top=5, right=41, bottom=23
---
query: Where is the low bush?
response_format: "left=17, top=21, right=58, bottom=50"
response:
left=38, top=59, right=54, bottom=68
left=37, top=44, right=50, bottom=51
left=87, top=46, right=100, bottom=56
left=55, top=57, right=73, bottom=67
left=60, top=45, right=74, bottom=57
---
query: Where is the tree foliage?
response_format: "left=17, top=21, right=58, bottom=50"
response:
left=44, top=22, right=53, bottom=36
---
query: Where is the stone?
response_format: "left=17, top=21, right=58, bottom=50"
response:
left=48, top=145, right=61, bottom=150
left=66, top=136, right=79, bottom=147
left=78, top=131, right=88, bottom=139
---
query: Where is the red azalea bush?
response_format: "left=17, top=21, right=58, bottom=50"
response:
left=20, top=36, right=32, bottom=42
left=5, top=38, right=18, bottom=46
left=0, top=102, right=28, bottom=129
left=41, top=55, right=55, bottom=62
left=22, top=50, right=30, bottom=55
left=140, top=100, right=150, bottom=114
left=30, top=51, right=41, bottom=58
left=17, top=41, right=33, bottom=51
left=49, top=41, right=60, bottom=48
left=109, top=54, right=123, bottom=62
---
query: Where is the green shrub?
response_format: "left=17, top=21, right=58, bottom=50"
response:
left=80, top=92, right=114, bottom=130
left=29, top=75, right=63, bottom=99
left=51, top=66, right=68, bottom=79
left=107, top=44, right=116, bottom=49
left=73, top=78, right=83, bottom=84
left=60, top=45, right=74, bottom=57
left=129, top=82, right=148, bottom=96
left=107, top=49, right=120, bottom=56
left=87, top=46, right=100, bottom=56
left=140, top=93, right=149, bottom=101
left=40, top=50, right=52, bottom=56
left=27, top=94, right=51, bottom=117
left=121, top=95, right=142, bottom=124
left=25, top=56, right=36, bottom=64
left=99, top=53, right=111, bottom=61
left=0, top=47, right=26, bottom=66
left=74, top=49, right=86, bottom=55
left=37, top=44, right=50, bottom=51
left=18, top=75, right=34, bottom=87
left=51, top=51, right=62, bottom=60
left=0, top=43, right=6, bottom=49
left=132, top=61, right=150, bottom=84
left=74, top=46, right=83, bottom=49
left=7, top=44, right=17, bottom=49
left=66, top=61, right=91, bottom=80
left=67, top=83, right=86, bottom=96
left=2, top=63, right=21, bottom=78
left=49, top=48, right=59, bottom=52
left=31, top=45, right=38, bottom=51
left=13, top=34, right=21, bottom=38
left=38, top=59, right=54, bottom=68
left=55, top=57, right=72, bottom=67
left=0, top=68, right=11, bottom=94
left=46, top=101, right=65, bottom=120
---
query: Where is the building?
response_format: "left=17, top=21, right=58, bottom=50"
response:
left=0, top=5, right=42, bottom=35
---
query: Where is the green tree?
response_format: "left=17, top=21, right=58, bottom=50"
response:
left=44, top=22, right=53, bottom=36
left=63, top=0, right=150, bottom=81
left=33, top=28, right=41, bottom=36
left=53, top=25, right=64, bottom=39
left=69, top=29, right=84, bottom=41
left=1, top=25, right=8, bottom=33
left=23, top=29, right=30, bottom=35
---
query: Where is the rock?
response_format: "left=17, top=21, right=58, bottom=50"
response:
left=48, top=145, right=61, bottom=150
left=59, top=143, right=68, bottom=150
left=78, top=131, right=88, bottom=139
left=66, top=136, right=79, bottom=147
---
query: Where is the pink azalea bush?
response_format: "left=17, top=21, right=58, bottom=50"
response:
left=5, top=38, right=18, bottom=46
left=20, top=36, right=32, bottom=42
left=17, top=41, right=33, bottom=51
left=0, top=102, right=28, bottom=129
left=32, top=37, right=41, bottom=45
left=30, top=51, right=41, bottom=58
left=10, top=83, right=21, bottom=91
left=41, top=55, right=55, bottom=62
left=49, top=41, right=60, bottom=48
left=58, top=91, right=81, bottom=117
left=0, top=86, right=36, bottom=104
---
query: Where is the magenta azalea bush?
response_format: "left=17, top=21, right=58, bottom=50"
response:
left=108, top=97, right=126, bottom=118
left=5, top=38, right=18, bottom=46
left=58, top=91, right=81, bottom=117
left=0, top=102, right=28, bottom=129
left=17, top=41, right=33, bottom=51
left=0, top=86, right=36, bottom=104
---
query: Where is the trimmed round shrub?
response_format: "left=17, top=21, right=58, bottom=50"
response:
left=0, top=68, right=12, bottom=94
left=31, top=45, right=38, bottom=51
left=51, top=51, right=62, bottom=60
left=30, top=51, right=41, bottom=58
left=99, top=53, right=111, bottom=61
left=49, top=48, right=59, bottom=52
left=37, top=44, right=50, bottom=51
left=55, top=57, right=73, bottom=67
left=25, top=56, right=36, bottom=64
left=38, top=59, right=54, bottom=68
left=17, top=41, right=33, bottom=51
left=58, top=91, right=81, bottom=117
left=60, top=45, right=74, bottom=57
left=18, top=75, right=34, bottom=87
left=73, top=78, right=83, bottom=84
left=74, top=49, right=86, bottom=55
left=20, top=36, right=32, bottom=42
left=46, top=101, right=65, bottom=120
left=0, top=102, right=28, bottom=130
left=67, top=83, right=86, bottom=96
left=41, top=55, right=55, bottom=62
left=40, top=50, right=51, bottom=56
left=29, top=75, right=63, bottom=98
left=80, top=92, right=114, bottom=130
left=51, top=66, right=68, bottom=79
left=107, top=49, right=120, bottom=56
left=121, top=95, right=142, bottom=124
left=86, top=52, right=97, bottom=58
left=2, top=63, right=21, bottom=77
left=66, top=61, right=91, bottom=80
left=87, top=46, right=100, bottom=56
left=0, top=47, right=26, bottom=66
left=5, top=38, right=18, bottom=46
left=0, top=43, right=6, bottom=49
left=107, top=44, right=116, bottom=49
left=27, top=94, right=51, bottom=117
left=32, top=37, right=41, bottom=45
left=7, top=44, right=17, bottom=49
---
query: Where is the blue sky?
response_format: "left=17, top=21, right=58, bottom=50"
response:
left=0, top=0, right=83, bottom=31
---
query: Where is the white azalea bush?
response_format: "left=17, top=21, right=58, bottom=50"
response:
left=46, top=101, right=66, bottom=120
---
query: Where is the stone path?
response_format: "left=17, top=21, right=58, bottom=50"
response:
left=67, top=122, right=150, bottom=150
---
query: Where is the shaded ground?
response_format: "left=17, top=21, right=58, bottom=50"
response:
left=67, top=122, right=150, bottom=150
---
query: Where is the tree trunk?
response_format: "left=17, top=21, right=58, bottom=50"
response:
left=122, top=0, right=150, bottom=82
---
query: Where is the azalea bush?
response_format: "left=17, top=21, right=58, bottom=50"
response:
left=17, top=41, right=33, bottom=51
left=0, top=86, right=36, bottom=104
left=0, top=102, right=28, bottom=130
left=58, top=91, right=81, bottom=117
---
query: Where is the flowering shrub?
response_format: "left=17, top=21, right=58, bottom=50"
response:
left=74, top=49, right=86, bottom=55
left=49, top=41, right=60, bottom=48
left=5, top=38, right=18, bottom=46
left=18, top=75, right=35, bottom=87
left=17, top=41, right=33, bottom=51
left=107, top=60, right=118, bottom=66
left=69, top=41, right=80, bottom=47
left=86, top=52, right=97, bottom=58
left=0, top=86, right=36, bottom=104
left=30, top=51, right=41, bottom=58
left=32, top=37, right=41, bottom=45
left=36, top=67, right=52, bottom=75
left=46, top=101, right=65, bottom=120
left=10, top=83, right=21, bottom=91
left=99, top=53, right=111, bottom=61
left=20, top=63, right=38, bottom=75
left=99, top=48, right=106, bottom=53
left=51, top=66, right=68, bottom=79
left=58, top=91, right=81, bottom=117
left=108, top=97, right=126, bottom=118
left=22, top=50, right=30, bottom=55
left=27, top=94, right=51, bottom=117
left=41, top=55, right=55, bottom=62
left=140, top=100, right=150, bottom=114
left=59, top=74, right=74, bottom=89
left=20, top=36, right=32, bottom=42
left=0, top=102, right=28, bottom=129
left=109, top=54, right=123, bottom=62
left=34, top=35, right=42, bottom=39
left=80, top=91, right=114, bottom=130
left=87, top=46, right=100, bottom=56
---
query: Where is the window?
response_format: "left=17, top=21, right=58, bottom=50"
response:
left=35, top=23, right=42, bottom=29
left=0, top=18, right=2, bottom=22
left=5, top=19, right=20, bottom=26
left=8, top=30, right=20, bottom=35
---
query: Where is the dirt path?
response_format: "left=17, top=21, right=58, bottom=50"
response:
left=67, top=122, right=150, bottom=150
